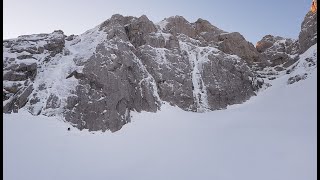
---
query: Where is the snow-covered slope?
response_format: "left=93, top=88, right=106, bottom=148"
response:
left=4, top=45, right=317, bottom=180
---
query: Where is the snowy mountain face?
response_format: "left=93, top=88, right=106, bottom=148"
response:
left=3, top=9, right=317, bottom=132
left=4, top=44, right=317, bottom=180
left=256, top=35, right=300, bottom=73
left=255, top=9, right=317, bottom=80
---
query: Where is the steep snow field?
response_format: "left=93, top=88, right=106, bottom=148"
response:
left=4, top=46, right=317, bottom=180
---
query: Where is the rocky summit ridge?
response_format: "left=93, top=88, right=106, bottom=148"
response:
left=3, top=5, right=317, bottom=132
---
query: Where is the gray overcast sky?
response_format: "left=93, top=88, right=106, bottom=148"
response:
left=3, top=0, right=311, bottom=44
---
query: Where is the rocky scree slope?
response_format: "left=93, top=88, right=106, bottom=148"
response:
left=3, top=9, right=317, bottom=132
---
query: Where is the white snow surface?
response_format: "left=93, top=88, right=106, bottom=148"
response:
left=156, top=19, right=169, bottom=31
left=3, top=46, right=317, bottom=180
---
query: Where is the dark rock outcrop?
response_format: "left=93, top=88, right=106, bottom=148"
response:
left=3, top=84, right=33, bottom=113
left=299, top=10, right=317, bottom=53
left=217, top=32, right=263, bottom=64
left=287, top=73, right=308, bottom=84
left=256, top=35, right=300, bottom=70
left=124, top=15, right=157, bottom=47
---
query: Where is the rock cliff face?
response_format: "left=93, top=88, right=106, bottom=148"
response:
left=299, top=9, right=317, bottom=54
left=3, top=31, right=66, bottom=114
left=256, top=35, right=299, bottom=72
left=256, top=1, right=317, bottom=71
left=3, top=4, right=317, bottom=132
